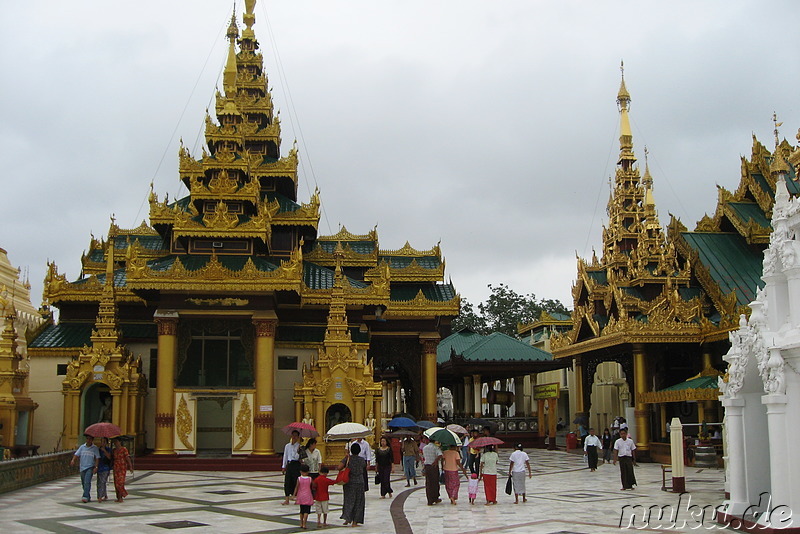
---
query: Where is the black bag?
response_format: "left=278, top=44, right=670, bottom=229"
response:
left=505, top=475, right=513, bottom=495
left=298, top=445, right=308, bottom=460
left=439, top=470, right=445, bottom=484
left=375, top=473, right=380, bottom=485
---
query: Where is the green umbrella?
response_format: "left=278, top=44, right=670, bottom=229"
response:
left=430, top=428, right=461, bottom=447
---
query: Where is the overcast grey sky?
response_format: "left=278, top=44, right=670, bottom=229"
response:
left=1, top=1, right=798, bottom=313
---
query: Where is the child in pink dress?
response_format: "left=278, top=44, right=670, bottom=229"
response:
left=293, top=464, right=315, bottom=529
left=468, top=472, right=479, bottom=505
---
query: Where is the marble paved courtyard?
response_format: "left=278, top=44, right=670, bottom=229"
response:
left=0, top=449, right=730, bottom=533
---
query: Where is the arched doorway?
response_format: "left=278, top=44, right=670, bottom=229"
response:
left=589, top=361, right=630, bottom=431
left=325, top=403, right=351, bottom=433
left=81, top=382, right=111, bottom=434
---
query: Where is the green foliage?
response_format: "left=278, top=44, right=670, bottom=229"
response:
left=452, top=283, right=570, bottom=337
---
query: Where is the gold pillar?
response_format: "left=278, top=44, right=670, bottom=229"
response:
left=373, top=396, right=381, bottom=440
left=252, top=312, right=278, bottom=455
left=698, top=402, right=706, bottom=425
left=153, top=313, right=178, bottom=455
left=314, top=398, right=324, bottom=435
left=463, top=376, right=472, bottom=418
left=659, top=404, right=668, bottom=440
left=537, top=399, right=545, bottom=437
left=633, top=344, right=651, bottom=453
left=355, top=398, right=365, bottom=429
left=573, top=357, right=585, bottom=414
left=547, top=397, right=558, bottom=450
left=420, top=334, right=440, bottom=422
left=111, top=391, right=122, bottom=426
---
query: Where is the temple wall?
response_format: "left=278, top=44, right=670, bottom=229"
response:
left=272, top=347, right=314, bottom=453
left=28, top=354, right=70, bottom=452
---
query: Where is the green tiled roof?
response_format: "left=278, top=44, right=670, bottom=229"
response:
left=168, top=196, right=192, bottom=212
left=390, top=283, right=456, bottom=302
left=728, top=202, right=771, bottom=229
left=303, top=262, right=368, bottom=290
left=30, top=323, right=158, bottom=348
left=751, top=173, right=774, bottom=199
left=317, top=241, right=375, bottom=255
left=265, top=192, right=300, bottom=213
left=678, top=287, right=702, bottom=300
left=437, top=329, right=484, bottom=364
left=660, top=374, right=719, bottom=392
left=587, top=271, right=607, bottom=284
left=277, top=325, right=369, bottom=344
left=681, top=232, right=765, bottom=306
left=73, top=268, right=128, bottom=288
left=442, top=332, right=553, bottom=364
left=548, top=312, right=571, bottom=321
left=88, top=249, right=104, bottom=262
left=380, top=256, right=441, bottom=269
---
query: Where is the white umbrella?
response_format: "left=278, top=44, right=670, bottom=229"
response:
left=324, top=422, right=372, bottom=441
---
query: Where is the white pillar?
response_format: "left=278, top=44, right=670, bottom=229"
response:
left=760, top=394, right=789, bottom=528
left=669, top=417, right=686, bottom=492
left=720, top=398, right=748, bottom=515
left=472, top=375, right=482, bottom=417
left=395, top=380, right=402, bottom=414
left=786, top=268, right=800, bottom=327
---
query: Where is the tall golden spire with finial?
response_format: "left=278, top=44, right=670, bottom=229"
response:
left=616, top=61, right=635, bottom=167
left=770, top=111, right=789, bottom=176
left=223, top=6, right=240, bottom=95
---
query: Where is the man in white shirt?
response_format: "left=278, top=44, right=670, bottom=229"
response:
left=508, top=444, right=532, bottom=504
left=422, top=437, right=443, bottom=505
left=583, top=428, right=603, bottom=471
left=613, top=428, right=637, bottom=490
left=281, top=430, right=301, bottom=505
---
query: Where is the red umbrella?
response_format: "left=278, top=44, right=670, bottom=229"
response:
left=467, top=436, right=504, bottom=448
left=282, top=422, right=319, bottom=438
left=84, top=422, right=123, bottom=438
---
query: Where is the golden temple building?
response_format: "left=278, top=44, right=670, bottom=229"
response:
left=28, top=1, right=458, bottom=457
left=0, top=248, right=43, bottom=456
left=551, top=68, right=796, bottom=461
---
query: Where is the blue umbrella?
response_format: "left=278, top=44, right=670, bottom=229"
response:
left=416, top=420, right=437, bottom=429
left=388, top=417, right=418, bottom=428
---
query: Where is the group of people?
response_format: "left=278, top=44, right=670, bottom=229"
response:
left=582, top=426, right=639, bottom=490
left=71, top=434, right=134, bottom=503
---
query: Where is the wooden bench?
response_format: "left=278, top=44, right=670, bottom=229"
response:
left=661, top=464, right=672, bottom=491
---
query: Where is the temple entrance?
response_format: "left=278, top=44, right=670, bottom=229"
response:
left=81, top=383, right=111, bottom=434
left=325, top=403, right=351, bottom=434
left=196, top=397, right=233, bottom=457
left=589, top=361, right=630, bottom=431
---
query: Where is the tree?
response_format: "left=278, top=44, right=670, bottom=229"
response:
left=452, top=283, right=570, bottom=337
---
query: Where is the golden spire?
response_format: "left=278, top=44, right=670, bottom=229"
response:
left=642, top=146, right=653, bottom=191
left=242, top=0, right=256, bottom=40
left=770, top=111, right=789, bottom=175
left=617, top=61, right=635, bottom=165
left=223, top=7, right=239, bottom=95
left=89, top=236, right=121, bottom=351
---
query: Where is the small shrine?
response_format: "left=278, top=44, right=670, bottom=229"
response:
left=294, top=250, right=382, bottom=458
left=60, top=243, right=147, bottom=451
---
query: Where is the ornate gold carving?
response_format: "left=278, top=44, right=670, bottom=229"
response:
left=253, top=319, right=277, bottom=337
left=254, top=413, right=274, bottom=428
left=155, top=413, right=175, bottom=427
left=155, top=318, right=178, bottom=336
left=379, top=241, right=441, bottom=257
left=176, top=395, right=194, bottom=450
left=317, top=226, right=377, bottom=243
left=234, top=395, right=252, bottom=450
left=186, top=297, right=249, bottom=307
left=346, top=377, right=365, bottom=396
left=312, top=377, right=332, bottom=397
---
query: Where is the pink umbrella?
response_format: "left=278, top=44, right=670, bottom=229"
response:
left=84, top=422, right=123, bottom=438
left=467, top=436, right=504, bottom=448
left=282, top=422, right=319, bottom=438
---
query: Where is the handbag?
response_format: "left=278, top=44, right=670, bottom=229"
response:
left=335, top=456, right=351, bottom=485
left=375, top=473, right=380, bottom=485
left=505, top=475, right=513, bottom=495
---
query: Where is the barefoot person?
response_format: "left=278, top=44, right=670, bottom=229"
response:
left=508, top=444, right=532, bottom=504
left=421, top=437, right=443, bottom=506
left=613, top=428, right=638, bottom=490
left=281, top=430, right=302, bottom=505
left=583, top=428, right=602, bottom=471
left=111, top=437, right=134, bottom=502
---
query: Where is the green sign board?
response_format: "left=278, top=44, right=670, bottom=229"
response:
left=533, top=382, right=560, bottom=400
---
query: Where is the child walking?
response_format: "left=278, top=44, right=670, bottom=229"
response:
left=293, top=464, right=314, bottom=529
left=468, top=472, right=479, bottom=505
left=312, top=465, right=335, bottom=528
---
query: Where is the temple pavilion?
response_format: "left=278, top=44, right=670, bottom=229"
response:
left=28, top=1, right=458, bottom=458
left=551, top=68, right=795, bottom=461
